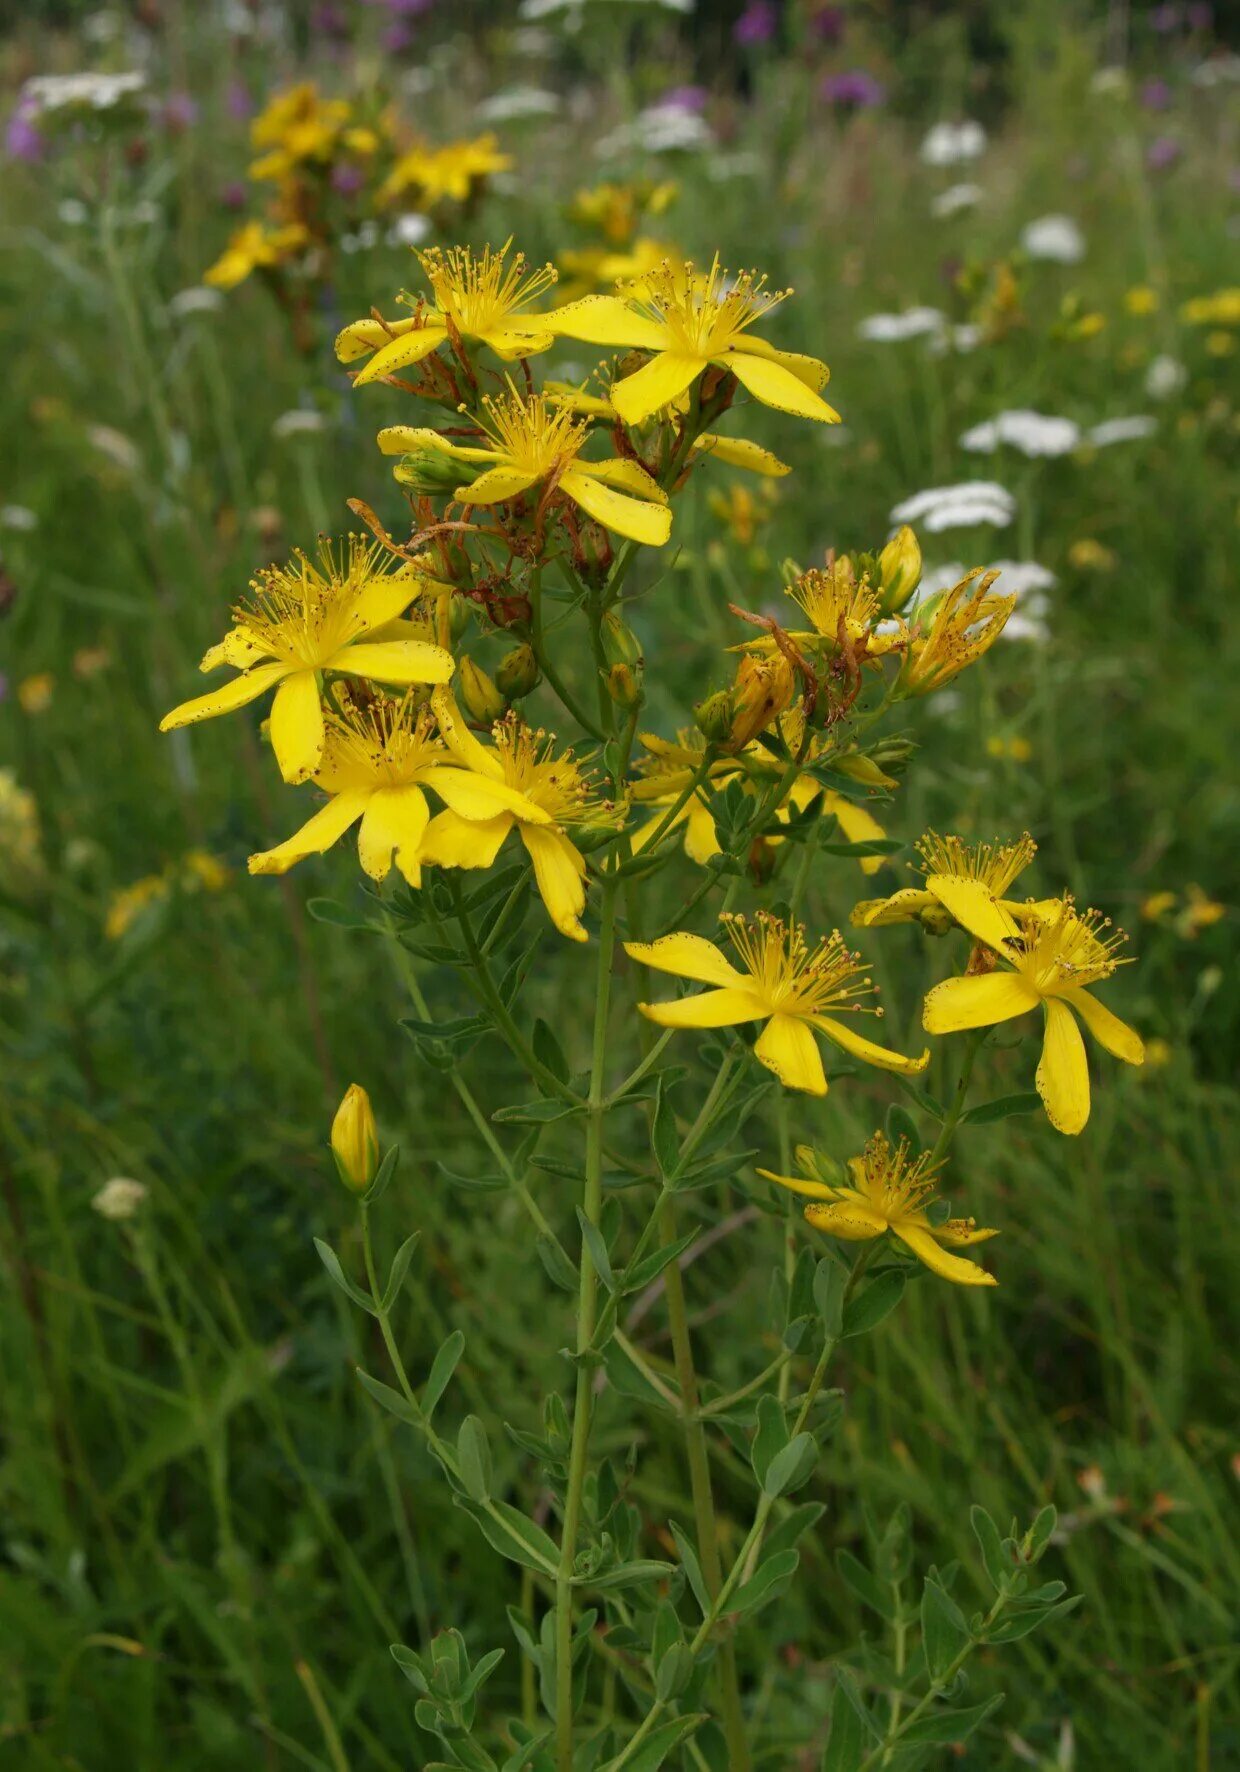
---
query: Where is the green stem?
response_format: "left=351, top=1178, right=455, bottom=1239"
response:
left=555, top=868, right=621, bottom=1772
left=855, top=1592, right=1007, bottom=1772
left=928, top=1029, right=984, bottom=1167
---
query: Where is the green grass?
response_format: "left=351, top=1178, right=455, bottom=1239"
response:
left=1, top=6, right=1237, bottom=1769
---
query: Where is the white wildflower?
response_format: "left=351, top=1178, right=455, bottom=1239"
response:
left=857, top=307, right=946, bottom=342
left=92, top=1177, right=148, bottom=1220
left=169, top=286, right=224, bottom=318
left=920, top=121, right=986, bottom=167
left=0, top=505, right=38, bottom=531
left=477, top=87, right=561, bottom=123
left=387, top=213, right=429, bottom=247
left=1145, top=354, right=1187, bottom=399
left=1020, top=214, right=1086, bottom=264
left=931, top=182, right=982, bottom=217
left=1087, top=416, right=1157, bottom=447
left=272, top=410, right=327, bottom=439
left=960, top=409, right=1082, bottom=457
left=889, top=481, right=1016, bottom=533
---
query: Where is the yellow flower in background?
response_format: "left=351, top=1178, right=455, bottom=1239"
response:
left=545, top=257, right=841, bottom=427
left=17, top=672, right=55, bottom=714
left=708, top=481, right=777, bottom=546
left=1141, top=886, right=1225, bottom=939
left=985, top=734, right=1032, bottom=763
left=1205, top=330, right=1235, bottom=358
left=626, top=912, right=929, bottom=1096
left=379, top=133, right=511, bottom=207
left=0, top=768, right=42, bottom=891
left=761, top=1133, right=998, bottom=1287
left=558, top=237, right=682, bottom=299
left=336, top=241, right=559, bottom=380
left=898, top=569, right=1016, bottom=696
left=181, top=850, right=230, bottom=893
left=1068, top=538, right=1117, bottom=572
left=160, top=537, right=455, bottom=785
left=205, top=219, right=311, bottom=290
left=105, top=872, right=170, bottom=940
left=1124, top=286, right=1159, bottom=316
left=378, top=385, right=672, bottom=546
left=1179, top=288, right=1240, bottom=328
left=331, top=1083, right=379, bottom=1192
left=248, top=82, right=351, bottom=179
left=569, top=179, right=678, bottom=245
left=73, top=645, right=112, bottom=679
left=248, top=692, right=535, bottom=886
left=922, top=886, right=1144, bottom=1135
left=853, top=831, right=1046, bottom=933
left=421, top=689, right=614, bottom=942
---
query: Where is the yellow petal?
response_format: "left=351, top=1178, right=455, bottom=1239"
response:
left=610, top=351, right=704, bottom=425
left=803, top=1201, right=886, bottom=1242
left=357, top=784, right=430, bottom=885
left=521, top=824, right=588, bottom=943
left=824, top=792, right=887, bottom=877
left=926, top=876, right=1022, bottom=953
left=581, top=456, right=670, bottom=502
left=160, top=662, right=288, bottom=731
left=623, top=931, right=746, bottom=988
left=324, top=639, right=455, bottom=686
left=813, top=1015, right=931, bottom=1074
left=353, top=319, right=447, bottom=384
left=754, top=1014, right=827, bottom=1094
left=690, top=433, right=791, bottom=476
left=483, top=324, right=556, bottom=361
left=630, top=802, right=689, bottom=856
left=682, top=798, right=722, bottom=865
left=755, top=1167, right=839, bottom=1202
left=460, top=465, right=542, bottom=505
left=850, top=888, right=937, bottom=928
left=248, top=791, right=370, bottom=875
left=351, top=570, right=424, bottom=636
left=561, top=468, right=673, bottom=546
left=1037, top=998, right=1091, bottom=1135
left=736, top=334, right=832, bottom=390
left=922, top=971, right=1040, bottom=1035
left=200, top=627, right=268, bottom=673
left=421, top=765, right=552, bottom=825
left=935, top=1218, right=1000, bottom=1248
left=269, top=670, right=326, bottom=785
left=543, top=294, right=670, bottom=352
left=431, top=687, right=505, bottom=782
left=637, top=987, right=768, bottom=1029
left=335, top=314, right=424, bottom=364
left=419, top=809, right=511, bottom=870
left=893, top=1223, right=997, bottom=1286
left=1061, top=985, right=1144, bottom=1065
left=724, top=349, right=841, bottom=423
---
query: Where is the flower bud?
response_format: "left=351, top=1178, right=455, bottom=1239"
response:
left=832, top=749, right=899, bottom=790
left=600, top=610, right=643, bottom=670
left=332, top=1084, right=378, bottom=1192
left=392, top=442, right=476, bottom=498
left=495, top=643, right=540, bottom=699
left=725, top=654, right=796, bottom=751
left=605, top=661, right=644, bottom=709
left=877, top=525, right=922, bottom=615
left=694, top=688, right=735, bottom=745
left=456, top=656, right=505, bottom=723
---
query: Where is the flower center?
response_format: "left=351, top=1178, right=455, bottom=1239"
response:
left=631, top=258, right=786, bottom=358
left=417, top=242, right=557, bottom=338
left=917, top=830, right=1036, bottom=896
left=1009, top=900, right=1130, bottom=993
left=237, top=537, right=392, bottom=668
left=479, top=389, right=587, bottom=479
left=721, top=911, right=877, bottom=1016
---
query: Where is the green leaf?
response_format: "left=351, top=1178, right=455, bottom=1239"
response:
left=820, top=837, right=903, bottom=857
left=493, top=1098, right=582, bottom=1126
left=655, top=1640, right=694, bottom=1704
left=576, top=1208, right=615, bottom=1293
left=1025, top=1504, right=1058, bottom=1560
left=581, top=1559, right=675, bottom=1592
left=356, top=1367, right=421, bottom=1426
left=962, top=1091, right=1042, bottom=1125
left=901, top=1692, right=1006, bottom=1744
left=843, top=1269, right=906, bottom=1337
left=313, top=1238, right=377, bottom=1316
left=457, top=1498, right=559, bottom=1576
left=381, top=1231, right=421, bottom=1312
left=750, top=1393, right=789, bottom=1488
left=970, top=1504, right=1010, bottom=1592
left=363, top=1145, right=400, bottom=1204
left=622, top=1714, right=708, bottom=1772
left=668, top=1521, right=711, bottom=1618
left=813, top=1259, right=846, bottom=1337
left=532, top=1017, right=569, bottom=1085
left=535, top=1234, right=579, bottom=1294
left=762, top=1433, right=817, bottom=1499
left=623, top=1229, right=697, bottom=1293
left=921, top=1574, right=971, bottom=1683
left=306, top=896, right=380, bottom=931
left=423, top=1330, right=465, bottom=1420
left=457, top=1416, right=493, bottom=1503
left=763, top=1502, right=825, bottom=1563
left=884, top=1103, right=921, bottom=1154
left=651, top=1075, right=680, bottom=1179
left=987, top=1594, right=1081, bottom=1642
left=822, top=1675, right=866, bottom=1771
left=437, top=1162, right=509, bottom=1194
left=390, top=1642, right=428, bottom=1694
left=835, top=1549, right=895, bottom=1621
left=728, top=1548, right=799, bottom=1617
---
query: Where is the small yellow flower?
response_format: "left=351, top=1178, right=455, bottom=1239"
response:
left=625, top=911, right=929, bottom=1096
left=1179, top=885, right=1225, bottom=938
left=877, top=525, right=922, bottom=614
left=922, top=887, right=1144, bottom=1135
left=1179, top=288, right=1240, bottom=328
left=629, top=730, right=741, bottom=863
left=204, top=220, right=311, bottom=290
left=1068, top=538, right=1116, bottom=572
left=1124, top=286, right=1159, bottom=316
left=379, top=134, right=511, bottom=208
left=898, top=569, right=1016, bottom=697
left=248, top=83, right=351, bottom=180
left=1141, top=890, right=1179, bottom=924
left=721, top=653, right=798, bottom=751
left=708, top=481, right=775, bottom=546
left=421, top=689, right=614, bottom=942
left=72, top=645, right=112, bottom=679
left=545, top=256, right=841, bottom=427
left=17, top=672, right=55, bottom=714
left=0, top=768, right=42, bottom=890
left=181, top=850, right=230, bottom=893
left=1205, top=330, right=1235, bottom=359
left=557, top=236, right=683, bottom=299
left=331, top=1083, right=378, bottom=1192
left=761, top=1133, right=998, bottom=1287
left=1143, top=1036, right=1172, bottom=1069
left=160, top=538, right=455, bottom=785
left=853, top=830, right=1045, bottom=934
left=378, top=385, right=672, bottom=547
left=985, top=734, right=1032, bottom=762
left=249, top=691, right=534, bottom=887
left=105, top=873, right=170, bottom=940
left=336, top=240, right=558, bottom=380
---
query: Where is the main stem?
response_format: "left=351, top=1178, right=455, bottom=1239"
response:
left=555, top=870, right=620, bottom=1771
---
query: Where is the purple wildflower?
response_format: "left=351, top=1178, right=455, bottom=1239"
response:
left=819, top=69, right=885, bottom=108
left=1146, top=135, right=1182, bottom=171
left=5, top=103, right=43, bottom=162
left=734, top=1, right=777, bottom=47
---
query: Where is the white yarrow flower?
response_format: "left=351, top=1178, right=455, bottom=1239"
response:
left=0, top=504, right=38, bottom=531
left=890, top=482, right=1016, bottom=533
left=169, top=286, right=224, bottom=318
left=920, top=121, right=986, bottom=167
left=477, top=86, right=562, bottom=123
left=273, top=409, right=327, bottom=439
left=1145, top=354, right=1187, bottom=400
left=857, top=307, right=946, bottom=342
left=1087, top=416, right=1157, bottom=447
left=960, top=409, right=1082, bottom=457
left=92, top=1177, right=148, bottom=1220
left=1020, top=214, right=1086, bottom=264
left=930, top=182, right=982, bottom=218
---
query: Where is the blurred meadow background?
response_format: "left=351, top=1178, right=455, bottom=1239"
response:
left=1, top=1, right=1238, bottom=1767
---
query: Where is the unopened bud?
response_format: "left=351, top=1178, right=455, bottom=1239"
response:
left=832, top=749, right=899, bottom=790
left=331, top=1084, right=378, bottom=1193
left=457, top=656, right=505, bottom=723
left=605, top=661, right=644, bottom=709
left=877, top=525, right=922, bottom=615
left=694, top=689, right=735, bottom=745
left=600, top=610, right=643, bottom=670
left=495, top=643, right=540, bottom=700
left=391, top=443, right=476, bottom=498
left=869, top=736, right=916, bottom=775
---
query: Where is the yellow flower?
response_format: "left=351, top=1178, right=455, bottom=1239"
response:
left=105, top=873, right=170, bottom=940
left=1179, top=885, right=1225, bottom=938
left=248, top=691, right=532, bottom=886
left=0, top=768, right=42, bottom=890
left=160, top=537, right=455, bottom=786
left=721, top=653, right=798, bottom=751
left=1205, top=330, right=1234, bottom=358
left=1124, top=286, right=1159, bottom=316
left=204, top=220, right=311, bottom=290
left=1068, top=538, right=1116, bottom=572
left=557, top=236, right=683, bottom=299
left=248, top=83, right=351, bottom=179
left=180, top=850, right=230, bottom=893
left=544, top=380, right=790, bottom=474
left=545, top=257, right=841, bottom=427
left=853, top=831, right=1043, bottom=934
left=377, top=385, right=672, bottom=547
left=922, top=887, right=1144, bottom=1135
left=1179, top=288, right=1240, bottom=327
left=420, top=689, right=613, bottom=942
left=17, top=672, right=55, bottom=714
left=630, top=730, right=742, bottom=863
left=335, top=240, right=558, bottom=380
left=379, top=134, right=511, bottom=207
left=708, top=481, right=775, bottom=546
left=985, top=734, right=1032, bottom=762
left=760, top=1133, right=998, bottom=1287
left=898, top=569, right=1016, bottom=696
left=331, top=1083, right=378, bottom=1192
left=625, top=911, right=929, bottom=1096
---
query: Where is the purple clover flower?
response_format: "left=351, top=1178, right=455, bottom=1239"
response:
left=819, top=69, right=885, bottom=108
left=734, top=1, right=777, bottom=47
